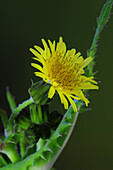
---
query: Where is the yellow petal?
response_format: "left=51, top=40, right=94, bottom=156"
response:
left=80, top=82, right=99, bottom=89
left=42, top=39, right=50, bottom=51
left=59, top=37, right=63, bottom=52
left=75, top=90, right=90, bottom=106
left=52, top=41, right=55, bottom=53
left=56, top=42, right=60, bottom=52
left=48, top=86, right=55, bottom=99
left=42, top=50, right=46, bottom=60
left=41, top=39, right=51, bottom=59
left=62, top=42, right=66, bottom=55
left=80, top=75, right=98, bottom=84
left=81, top=56, right=92, bottom=68
left=75, top=56, right=83, bottom=64
left=30, top=48, right=41, bottom=58
left=32, top=57, right=45, bottom=65
left=89, top=79, right=98, bottom=84
left=56, top=37, right=63, bottom=52
left=48, top=40, right=54, bottom=53
left=34, top=72, right=45, bottom=79
left=34, top=45, right=43, bottom=54
left=66, top=95, right=77, bottom=112
left=70, top=94, right=80, bottom=100
left=41, top=39, right=48, bottom=49
left=58, top=92, right=68, bottom=109
left=65, top=49, right=76, bottom=59
left=31, top=63, right=44, bottom=73
left=87, top=77, right=98, bottom=84
left=74, top=52, right=81, bottom=60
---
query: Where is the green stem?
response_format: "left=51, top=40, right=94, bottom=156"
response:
left=0, top=143, right=20, bottom=163
left=45, top=105, right=80, bottom=170
left=88, top=28, right=99, bottom=76
left=7, top=97, right=34, bottom=135
left=88, top=0, right=113, bottom=76
left=20, top=138, right=27, bottom=157
left=90, top=28, right=99, bottom=52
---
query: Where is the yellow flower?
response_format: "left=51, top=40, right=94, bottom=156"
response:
left=30, top=37, right=98, bottom=112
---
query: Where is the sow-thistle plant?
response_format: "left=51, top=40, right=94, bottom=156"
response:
left=0, top=0, right=113, bottom=169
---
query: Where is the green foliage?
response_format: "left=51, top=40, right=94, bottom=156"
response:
left=0, top=109, right=8, bottom=131
left=15, top=109, right=31, bottom=130
left=0, top=103, right=81, bottom=170
left=6, top=87, right=16, bottom=112
left=0, top=0, right=113, bottom=169
left=97, top=0, right=113, bottom=32
left=87, top=0, right=113, bottom=76
left=0, top=155, right=8, bottom=167
left=30, top=104, right=40, bottom=124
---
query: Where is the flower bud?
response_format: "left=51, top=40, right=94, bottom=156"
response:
left=28, top=80, right=51, bottom=105
left=15, top=109, right=31, bottom=130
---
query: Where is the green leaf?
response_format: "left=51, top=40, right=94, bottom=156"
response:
left=87, top=0, right=113, bottom=76
left=6, top=87, right=16, bottom=112
left=0, top=102, right=81, bottom=170
left=97, top=0, right=113, bottom=32
left=3, top=134, right=15, bottom=144
left=0, top=154, right=8, bottom=167
left=0, top=109, right=8, bottom=130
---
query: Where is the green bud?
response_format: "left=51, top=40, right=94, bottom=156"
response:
left=28, top=80, right=51, bottom=105
left=15, top=109, right=31, bottom=130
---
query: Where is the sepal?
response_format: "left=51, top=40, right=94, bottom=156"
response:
left=28, top=80, right=51, bottom=105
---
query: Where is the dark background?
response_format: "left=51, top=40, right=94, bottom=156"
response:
left=0, top=0, right=113, bottom=169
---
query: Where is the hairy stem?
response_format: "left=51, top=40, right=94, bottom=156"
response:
left=7, top=97, right=34, bottom=135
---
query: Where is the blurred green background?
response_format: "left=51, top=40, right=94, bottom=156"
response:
left=0, top=0, right=113, bottom=169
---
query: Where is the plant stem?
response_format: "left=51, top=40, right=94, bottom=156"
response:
left=0, top=101, right=81, bottom=170
left=0, top=143, right=20, bottom=163
left=20, top=138, right=27, bottom=157
left=45, top=106, right=80, bottom=170
left=88, top=0, right=113, bottom=76
left=7, top=97, right=34, bottom=135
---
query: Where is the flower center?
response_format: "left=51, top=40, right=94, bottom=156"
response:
left=45, top=52, right=81, bottom=91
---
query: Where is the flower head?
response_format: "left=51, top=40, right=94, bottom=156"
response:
left=30, top=37, right=98, bottom=112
